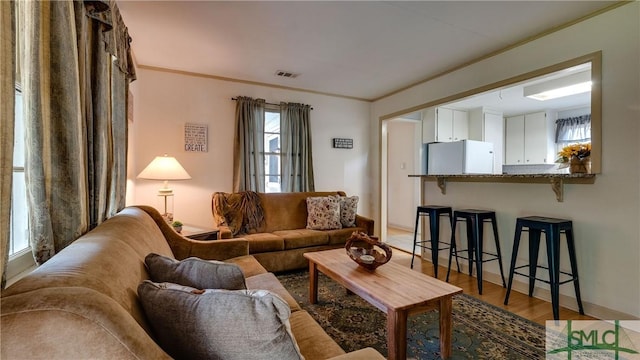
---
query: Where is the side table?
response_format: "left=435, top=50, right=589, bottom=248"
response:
left=179, top=225, right=219, bottom=241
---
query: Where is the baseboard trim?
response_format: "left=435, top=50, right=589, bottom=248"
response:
left=481, top=271, right=639, bottom=321
left=420, top=252, right=639, bottom=321
left=387, top=223, right=414, bottom=233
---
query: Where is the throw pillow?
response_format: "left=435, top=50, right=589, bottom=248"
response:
left=306, top=196, right=342, bottom=230
left=138, top=281, right=304, bottom=360
left=145, top=253, right=247, bottom=290
left=330, top=195, right=359, bottom=227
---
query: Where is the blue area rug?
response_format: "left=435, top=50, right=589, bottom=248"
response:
left=278, top=271, right=546, bottom=359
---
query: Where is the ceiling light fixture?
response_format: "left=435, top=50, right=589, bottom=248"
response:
left=524, top=71, right=591, bottom=101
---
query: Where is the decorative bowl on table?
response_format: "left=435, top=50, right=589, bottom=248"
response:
left=345, top=232, right=392, bottom=271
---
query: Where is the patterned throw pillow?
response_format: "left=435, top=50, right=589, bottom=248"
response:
left=306, top=196, right=342, bottom=230
left=138, top=281, right=304, bottom=360
left=330, top=195, right=359, bottom=228
left=145, top=253, right=247, bottom=290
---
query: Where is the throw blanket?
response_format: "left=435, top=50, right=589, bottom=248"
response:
left=212, top=191, right=265, bottom=236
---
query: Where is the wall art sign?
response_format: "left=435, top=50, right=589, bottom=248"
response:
left=184, top=123, right=208, bottom=152
left=332, top=138, right=353, bottom=149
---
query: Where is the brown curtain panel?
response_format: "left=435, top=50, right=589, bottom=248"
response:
left=233, top=96, right=266, bottom=192
left=0, top=0, right=16, bottom=287
left=17, top=1, right=135, bottom=264
left=280, top=102, right=314, bottom=192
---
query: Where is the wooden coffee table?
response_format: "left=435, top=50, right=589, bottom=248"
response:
left=304, top=248, right=462, bottom=360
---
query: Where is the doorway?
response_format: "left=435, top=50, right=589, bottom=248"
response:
left=382, top=116, right=422, bottom=253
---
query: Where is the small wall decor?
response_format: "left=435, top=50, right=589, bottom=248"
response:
left=184, top=123, right=208, bottom=152
left=332, top=138, right=353, bottom=149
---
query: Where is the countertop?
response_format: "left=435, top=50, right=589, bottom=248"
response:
left=408, top=173, right=596, bottom=202
left=408, top=173, right=595, bottom=179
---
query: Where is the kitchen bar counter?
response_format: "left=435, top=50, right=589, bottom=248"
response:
left=408, top=173, right=596, bottom=202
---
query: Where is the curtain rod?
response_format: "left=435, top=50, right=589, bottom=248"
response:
left=231, top=97, right=313, bottom=110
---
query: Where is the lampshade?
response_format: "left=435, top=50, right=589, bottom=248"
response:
left=137, top=155, right=192, bottom=181
left=137, top=155, right=191, bottom=223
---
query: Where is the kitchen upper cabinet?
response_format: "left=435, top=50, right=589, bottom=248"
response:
left=504, top=111, right=555, bottom=165
left=469, top=107, right=504, bottom=173
left=524, top=112, right=551, bottom=164
left=505, top=115, right=525, bottom=164
left=422, top=107, right=469, bottom=143
left=452, top=110, right=469, bottom=141
left=436, top=108, right=453, bottom=142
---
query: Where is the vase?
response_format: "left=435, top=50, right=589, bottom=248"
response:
left=569, top=156, right=590, bottom=174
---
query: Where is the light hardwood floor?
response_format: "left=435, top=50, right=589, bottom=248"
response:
left=386, top=228, right=594, bottom=326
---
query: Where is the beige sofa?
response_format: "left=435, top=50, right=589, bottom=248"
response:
left=1, top=206, right=383, bottom=360
left=212, top=191, right=375, bottom=272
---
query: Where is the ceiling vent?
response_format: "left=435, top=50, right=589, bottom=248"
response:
left=275, top=70, right=300, bottom=79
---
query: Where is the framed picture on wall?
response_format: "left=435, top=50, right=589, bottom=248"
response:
left=184, top=123, right=208, bottom=152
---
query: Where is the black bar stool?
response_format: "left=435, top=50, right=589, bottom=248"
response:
left=446, top=209, right=506, bottom=294
left=411, top=205, right=459, bottom=278
left=504, top=216, right=584, bottom=320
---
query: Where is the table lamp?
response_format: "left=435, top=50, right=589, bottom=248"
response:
left=137, top=154, right=191, bottom=222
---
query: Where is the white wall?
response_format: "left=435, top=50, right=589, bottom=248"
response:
left=371, top=4, right=640, bottom=317
left=128, top=68, right=371, bottom=228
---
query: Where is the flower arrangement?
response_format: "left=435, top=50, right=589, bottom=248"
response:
left=556, top=143, right=591, bottom=162
left=556, top=143, right=591, bottom=170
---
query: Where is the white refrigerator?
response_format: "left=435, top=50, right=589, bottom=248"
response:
left=427, top=140, right=495, bottom=175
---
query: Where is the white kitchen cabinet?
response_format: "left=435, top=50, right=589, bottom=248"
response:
left=436, top=108, right=453, bottom=142
left=452, top=110, right=469, bottom=141
left=422, top=107, right=469, bottom=143
left=523, top=112, right=550, bottom=164
left=505, top=115, right=525, bottom=165
left=469, top=107, right=504, bottom=173
left=504, top=111, right=555, bottom=165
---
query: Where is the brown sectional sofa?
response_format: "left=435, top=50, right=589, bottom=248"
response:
left=212, top=191, right=375, bottom=272
left=1, top=206, right=383, bottom=360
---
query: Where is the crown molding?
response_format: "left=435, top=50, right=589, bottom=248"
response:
left=137, top=65, right=372, bottom=103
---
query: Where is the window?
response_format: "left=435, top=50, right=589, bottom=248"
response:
left=264, top=109, right=281, bottom=193
left=555, top=114, right=591, bottom=144
left=8, top=2, right=33, bottom=278
left=6, top=85, right=34, bottom=283
left=10, top=87, right=28, bottom=257
left=235, top=97, right=313, bottom=193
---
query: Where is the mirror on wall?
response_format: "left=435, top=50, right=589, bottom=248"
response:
left=416, top=51, right=601, bottom=175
